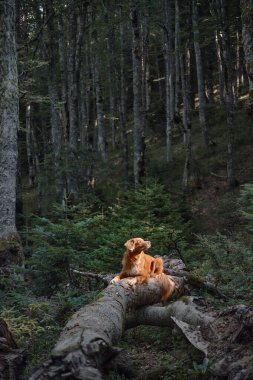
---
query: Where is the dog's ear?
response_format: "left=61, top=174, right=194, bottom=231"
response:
left=124, top=238, right=135, bottom=252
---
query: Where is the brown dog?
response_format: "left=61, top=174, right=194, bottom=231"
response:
left=111, top=237, right=175, bottom=301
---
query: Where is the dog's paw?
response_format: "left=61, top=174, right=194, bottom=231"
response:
left=110, top=276, right=120, bottom=284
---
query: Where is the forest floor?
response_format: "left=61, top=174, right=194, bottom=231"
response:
left=17, top=101, right=253, bottom=379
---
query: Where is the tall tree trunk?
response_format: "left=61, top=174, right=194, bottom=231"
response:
left=46, top=0, right=65, bottom=200
left=67, top=8, right=79, bottom=201
left=0, top=0, right=22, bottom=264
left=131, top=7, right=145, bottom=186
left=108, top=25, right=116, bottom=151
left=26, top=104, right=35, bottom=187
left=154, top=46, right=163, bottom=101
left=214, top=28, right=226, bottom=104
left=235, top=30, right=241, bottom=99
left=94, top=54, right=107, bottom=161
left=119, top=14, right=129, bottom=181
left=241, top=0, right=253, bottom=119
left=180, top=52, right=192, bottom=190
left=141, top=13, right=150, bottom=121
left=204, top=45, right=215, bottom=104
left=164, top=0, right=174, bottom=162
left=174, top=4, right=180, bottom=116
left=218, top=0, right=237, bottom=187
left=80, top=40, right=91, bottom=148
left=58, top=14, right=69, bottom=140
left=177, top=0, right=192, bottom=190
left=192, top=0, right=210, bottom=148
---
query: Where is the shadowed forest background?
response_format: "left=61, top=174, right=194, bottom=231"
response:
left=1, top=0, right=253, bottom=378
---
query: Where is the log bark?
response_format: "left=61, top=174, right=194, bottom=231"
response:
left=29, top=254, right=253, bottom=379
left=29, top=275, right=179, bottom=379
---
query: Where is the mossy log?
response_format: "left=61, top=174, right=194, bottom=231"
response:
left=29, top=275, right=183, bottom=380
left=29, top=260, right=253, bottom=379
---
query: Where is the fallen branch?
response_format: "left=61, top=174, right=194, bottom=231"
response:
left=70, top=269, right=112, bottom=285
left=164, top=268, right=227, bottom=299
left=210, top=172, right=227, bottom=179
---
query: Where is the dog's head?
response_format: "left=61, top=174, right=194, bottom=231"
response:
left=124, top=238, right=151, bottom=254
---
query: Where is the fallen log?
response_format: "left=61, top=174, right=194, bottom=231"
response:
left=29, top=270, right=253, bottom=380
left=29, top=275, right=182, bottom=380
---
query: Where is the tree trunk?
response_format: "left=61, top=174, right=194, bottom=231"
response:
left=241, top=0, right=253, bottom=119
left=131, top=7, right=145, bottom=186
left=214, top=28, right=226, bottom=104
left=180, top=49, right=192, bottom=191
left=141, top=13, right=150, bottom=121
left=46, top=0, right=65, bottom=200
left=217, top=0, right=237, bottom=187
left=174, top=2, right=180, bottom=116
left=0, top=0, right=22, bottom=265
left=67, top=8, right=79, bottom=201
left=58, top=14, right=69, bottom=140
left=164, top=0, right=174, bottom=162
left=176, top=0, right=192, bottom=190
left=108, top=24, right=116, bottom=151
left=154, top=46, right=163, bottom=101
left=192, top=0, right=210, bottom=148
left=94, top=54, right=107, bottom=161
left=26, top=104, right=35, bottom=187
left=119, top=14, right=129, bottom=181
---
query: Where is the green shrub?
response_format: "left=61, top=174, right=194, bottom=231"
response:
left=24, top=181, right=191, bottom=295
left=191, top=232, right=253, bottom=304
left=239, top=183, right=253, bottom=231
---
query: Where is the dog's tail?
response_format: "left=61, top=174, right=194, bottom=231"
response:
left=157, top=273, right=176, bottom=301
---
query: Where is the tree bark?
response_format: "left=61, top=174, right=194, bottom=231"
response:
left=174, top=1, right=180, bottom=116
left=192, top=0, right=210, bottom=148
left=94, top=53, right=107, bottom=162
left=108, top=24, right=116, bottom=151
left=46, top=0, right=65, bottom=200
left=177, top=1, right=192, bottom=190
left=29, top=275, right=178, bottom=380
left=58, top=13, right=69, bottom=140
left=0, top=0, right=22, bottom=265
left=214, top=28, right=226, bottom=104
left=67, top=7, right=79, bottom=201
left=119, top=14, right=129, bottom=181
left=211, top=0, right=237, bottom=186
left=219, top=0, right=237, bottom=187
left=164, top=0, right=174, bottom=162
left=131, top=7, right=145, bottom=186
left=25, top=104, right=35, bottom=187
left=241, top=0, right=253, bottom=119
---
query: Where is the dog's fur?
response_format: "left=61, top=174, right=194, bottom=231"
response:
left=111, top=237, right=175, bottom=301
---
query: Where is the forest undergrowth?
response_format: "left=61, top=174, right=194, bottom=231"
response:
left=2, top=108, right=253, bottom=379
